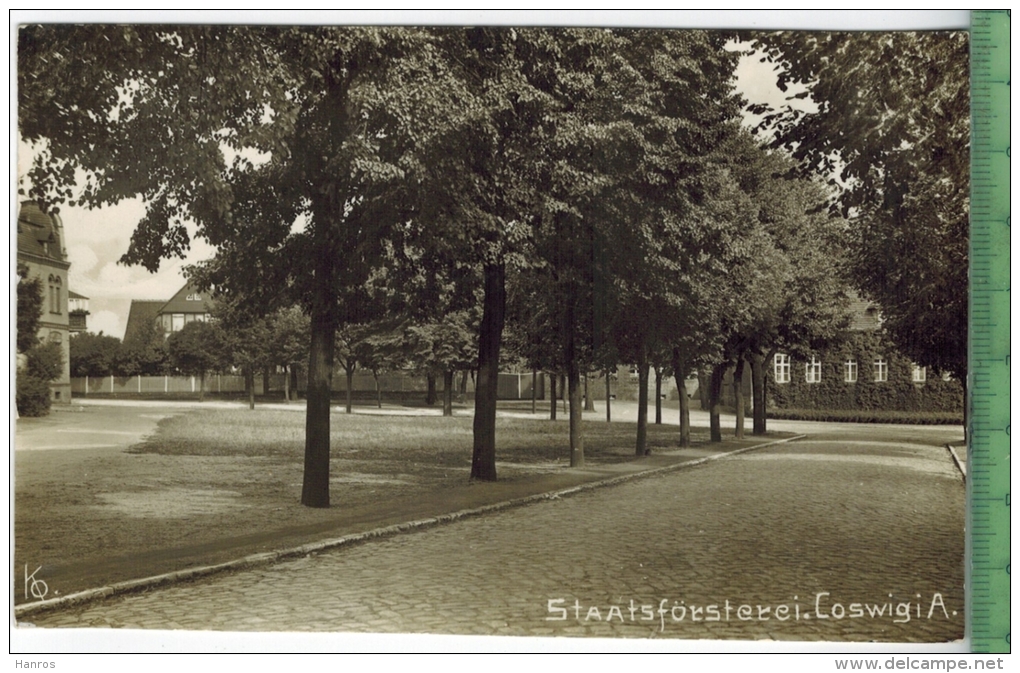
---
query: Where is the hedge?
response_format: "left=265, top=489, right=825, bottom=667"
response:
left=16, top=374, right=52, bottom=417
left=767, top=408, right=963, bottom=425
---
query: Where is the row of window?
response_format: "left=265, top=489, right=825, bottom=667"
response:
left=160, top=312, right=210, bottom=333
left=773, top=354, right=932, bottom=384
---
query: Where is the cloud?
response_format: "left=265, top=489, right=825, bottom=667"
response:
left=93, top=261, right=189, bottom=301
left=86, top=310, right=122, bottom=338
left=68, top=243, right=99, bottom=274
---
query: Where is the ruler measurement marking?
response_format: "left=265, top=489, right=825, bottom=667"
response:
left=967, top=11, right=1010, bottom=657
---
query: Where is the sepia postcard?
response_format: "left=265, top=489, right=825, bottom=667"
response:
left=11, top=10, right=977, bottom=659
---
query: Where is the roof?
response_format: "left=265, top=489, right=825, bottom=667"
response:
left=68, top=290, right=88, bottom=300
left=122, top=300, right=164, bottom=344
left=848, top=297, right=882, bottom=331
left=17, top=201, right=66, bottom=263
left=158, top=280, right=214, bottom=315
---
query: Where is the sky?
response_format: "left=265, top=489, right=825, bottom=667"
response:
left=12, top=11, right=969, bottom=341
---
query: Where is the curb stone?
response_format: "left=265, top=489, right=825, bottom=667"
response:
left=14, top=434, right=805, bottom=620
left=945, top=443, right=966, bottom=480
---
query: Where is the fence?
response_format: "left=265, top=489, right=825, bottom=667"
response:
left=71, top=374, right=291, bottom=396
left=69, top=371, right=543, bottom=400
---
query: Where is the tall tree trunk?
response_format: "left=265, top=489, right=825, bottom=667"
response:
left=374, top=370, right=382, bottom=408
left=584, top=374, right=595, bottom=412
left=654, top=366, right=663, bottom=425
left=198, top=371, right=205, bottom=403
left=345, top=362, right=355, bottom=414
left=560, top=374, right=567, bottom=414
left=426, top=372, right=437, bottom=406
left=605, top=368, right=612, bottom=423
left=549, top=373, right=557, bottom=420
left=733, top=358, right=746, bottom=439
left=459, top=369, right=469, bottom=401
left=302, top=282, right=335, bottom=508
left=283, top=364, right=291, bottom=404
left=568, top=362, right=584, bottom=467
left=671, top=348, right=690, bottom=448
left=471, top=263, right=505, bottom=482
left=531, top=369, right=537, bottom=415
left=749, top=352, right=767, bottom=436
left=290, top=365, right=299, bottom=401
left=636, top=347, right=649, bottom=456
left=564, top=300, right=584, bottom=467
left=709, top=363, right=725, bottom=443
left=247, top=368, right=256, bottom=410
left=443, top=368, right=454, bottom=417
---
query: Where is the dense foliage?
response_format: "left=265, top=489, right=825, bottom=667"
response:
left=16, top=263, right=60, bottom=416
left=19, top=25, right=967, bottom=505
left=746, top=31, right=969, bottom=381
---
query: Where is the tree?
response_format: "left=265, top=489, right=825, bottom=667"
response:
left=16, top=262, right=59, bottom=416
left=166, top=320, right=227, bottom=402
left=20, top=25, right=477, bottom=507
left=746, top=31, right=969, bottom=382
left=212, top=299, right=274, bottom=409
left=17, top=342, right=63, bottom=417
left=718, top=132, right=852, bottom=436
left=118, top=318, right=169, bottom=376
left=17, top=264, right=44, bottom=354
left=594, top=30, right=744, bottom=456
left=501, top=29, right=745, bottom=461
left=267, top=306, right=310, bottom=403
left=70, top=331, right=122, bottom=377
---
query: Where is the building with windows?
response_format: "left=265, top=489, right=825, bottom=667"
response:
left=68, top=291, right=90, bottom=333
left=17, top=201, right=75, bottom=403
left=766, top=296, right=962, bottom=413
left=123, top=281, right=213, bottom=344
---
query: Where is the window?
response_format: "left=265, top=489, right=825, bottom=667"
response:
left=874, top=358, right=888, bottom=382
left=774, top=353, right=790, bottom=384
left=48, top=331, right=62, bottom=344
left=844, top=359, right=858, bottom=383
left=186, top=293, right=202, bottom=301
left=171, top=313, right=185, bottom=332
left=805, top=356, right=821, bottom=383
left=47, top=275, right=62, bottom=314
left=912, top=365, right=927, bottom=383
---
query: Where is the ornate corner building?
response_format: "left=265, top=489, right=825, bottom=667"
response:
left=17, top=201, right=87, bottom=404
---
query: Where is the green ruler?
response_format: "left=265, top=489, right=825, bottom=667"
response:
left=968, top=9, right=1010, bottom=655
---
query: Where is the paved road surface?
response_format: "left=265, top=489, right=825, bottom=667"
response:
left=22, top=425, right=964, bottom=644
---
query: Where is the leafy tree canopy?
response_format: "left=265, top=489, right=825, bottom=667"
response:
left=16, top=263, right=44, bottom=353
left=70, top=331, right=123, bottom=378
left=745, top=31, right=969, bottom=378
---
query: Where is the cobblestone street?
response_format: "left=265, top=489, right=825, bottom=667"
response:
left=21, top=427, right=964, bottom=644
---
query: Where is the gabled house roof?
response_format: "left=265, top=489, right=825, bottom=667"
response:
left=158, top=281, right=213, bottom=315
left=122, top=300, right=164, bottom=344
